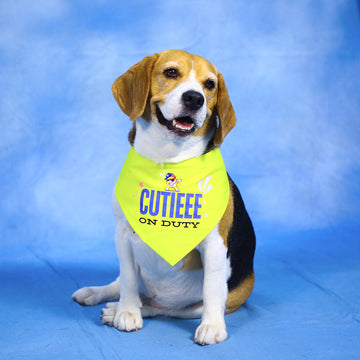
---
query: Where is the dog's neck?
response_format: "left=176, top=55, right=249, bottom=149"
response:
left=132, top=118, right=214, bottom=164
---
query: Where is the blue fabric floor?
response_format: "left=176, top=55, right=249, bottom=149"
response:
left=1, top=226, right=359, bottom=359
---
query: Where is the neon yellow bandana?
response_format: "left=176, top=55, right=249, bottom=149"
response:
left=115, top=147, right=230, bottom=266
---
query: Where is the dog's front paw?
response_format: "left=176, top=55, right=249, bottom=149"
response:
left=114, top=311, right=143, bottom=332
left=194, top=323, right=228, bottom=345
left=101, top=302, right=143, bottom=332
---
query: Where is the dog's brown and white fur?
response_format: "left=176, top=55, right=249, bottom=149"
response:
left=72, top=50, right=256, bottom=345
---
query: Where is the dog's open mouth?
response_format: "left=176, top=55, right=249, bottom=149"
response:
left=156, top=105, right=195, bottom=136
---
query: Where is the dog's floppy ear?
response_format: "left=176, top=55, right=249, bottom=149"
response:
left=112, top=54, right=159, bottom=121
left=214, top=73, right=237, bottom=146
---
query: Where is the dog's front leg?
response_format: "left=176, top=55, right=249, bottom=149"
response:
left=195, top=226, right=229, bottom=345
left=103, top=218, right=143, bottom=332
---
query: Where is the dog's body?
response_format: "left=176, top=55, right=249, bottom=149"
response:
left=72, top=50, right=255, bottom=345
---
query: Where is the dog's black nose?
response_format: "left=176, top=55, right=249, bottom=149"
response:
left=182, top=90, right=205, bottom=111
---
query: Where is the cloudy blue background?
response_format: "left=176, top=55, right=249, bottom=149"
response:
left=1, top=1, right=359, bottom=359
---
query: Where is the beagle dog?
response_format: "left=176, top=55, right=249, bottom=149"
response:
left=72, top=50, right=256, bottom=345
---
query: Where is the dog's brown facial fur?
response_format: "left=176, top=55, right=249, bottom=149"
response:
left=149, top=51, right=218, bottom=119
left=111, top=50, right=236, bottom=146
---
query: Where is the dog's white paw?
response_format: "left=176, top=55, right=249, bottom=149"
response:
left=101, top=302, right=117, bottom=326
left=114, top=310, right=143, bottom=332
left=101, top=302, right=143, bottom=332
left=194, top=323, right=228, bottom=345
left=72, top=287, right=102, bottom=306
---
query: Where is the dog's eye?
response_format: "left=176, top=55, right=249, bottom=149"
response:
left=164, top=68, right=179, bottom=79
left=205, top=79, right=215, bottom=90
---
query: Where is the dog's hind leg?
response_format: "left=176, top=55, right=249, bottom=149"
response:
left=72, top=277, right=120, bottom=306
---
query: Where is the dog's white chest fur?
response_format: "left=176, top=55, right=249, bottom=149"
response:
left=134, top=117, right=214, bottom=163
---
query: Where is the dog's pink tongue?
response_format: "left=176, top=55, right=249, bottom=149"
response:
left=176, top=120, right=193, bottom=129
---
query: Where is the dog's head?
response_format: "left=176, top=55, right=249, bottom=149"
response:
left=112, top=50, right=236, bottom=146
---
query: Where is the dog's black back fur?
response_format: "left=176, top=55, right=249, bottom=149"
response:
left=226, top=176, right=256, bottom=291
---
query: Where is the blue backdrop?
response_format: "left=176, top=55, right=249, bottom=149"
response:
left=1, top=1, right=359, bottom=359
